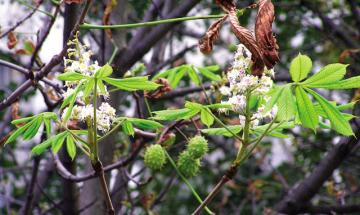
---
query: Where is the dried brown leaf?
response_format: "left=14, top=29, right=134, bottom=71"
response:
left=7, top=31, right=17, bottom=49
left=199, top=15, right=228, bottom=54
left=145, top=78, right=172, bottom=99
left=227, top=7, right=265, bottom=76
left=103, top=0, right=118, bottom=39
left=255, top=0, right=279, bottom=69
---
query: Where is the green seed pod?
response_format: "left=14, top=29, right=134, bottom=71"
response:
left=177, top=151, right=200, bottom=177
left=187, top=135, right=208, bottom=159
left=144, top=145, right=166, bottom=170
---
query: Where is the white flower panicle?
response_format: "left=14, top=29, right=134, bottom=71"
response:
left=61, top=103, right=116, bottom=132
left=61, top=37, right=116, bottom=132
left=219, top=44, right=277, bottom=127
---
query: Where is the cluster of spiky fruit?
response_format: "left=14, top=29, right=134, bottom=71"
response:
left=177, top=135, right=208, bottom=177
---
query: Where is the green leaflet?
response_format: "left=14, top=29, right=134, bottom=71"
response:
left=23, top=117, right=42, bottom=140
left=122, top=120, right=135, bottom=136
left=95, top=63, right=112, bottom=78
left=188, top=65, right=201, bottom=86
left=197, top=67, right=221, bottom=81
left=294, top=86, right=318, bottom=131
left=118, top=117, right=163, bottom=130
left=66, top=135, right=77, bottom=160
left=57, top=71, right=87, bottom=81
left=302, top=63, right=347, bottom=87
left=152, top=108, right=199, bottom=121
left=51, top=131, right=69, bottom=154
left=265, top=85, right=286, bottom=112
left=305, top=76, right=360, bottom=89
left=201, top=125, right=242, bottom=137
left=200, top=108, right=214, bottom=127
left=5, top=122, right=32, bottom=144
left=31, top=138, right=53, bottom=155
left=276, top=85, right=296, bottom=121
left=289, top=53, right=312, bottom=82
left=306, top=88, right=354, bottom=136
left=104, top=76, right=160, bottom=91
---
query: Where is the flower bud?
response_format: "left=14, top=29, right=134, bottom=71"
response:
left=187, top=135, right=208, bottom=159
left=177, top=151, right=200, bottom=177
left=144, top=145, right=166, bottom=170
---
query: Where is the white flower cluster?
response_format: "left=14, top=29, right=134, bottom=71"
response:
left=62, top=103, right=116, bottom=132
left=61, top=38, right=115, bottom=132
left=219, top=44, right=277, bottom=127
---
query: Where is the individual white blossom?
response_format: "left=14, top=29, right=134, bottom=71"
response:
left=219, top=86, right=231, bottom=96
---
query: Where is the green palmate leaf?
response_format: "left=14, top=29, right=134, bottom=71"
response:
left=306, top=88, right=354, bottom=136
left=168, top=67, right=186, bottom=89
left=66, top=135, right=76, bottom=160
left=152, top=108, right=199, bottom=121
left=314, top=102, right=355, bottom=121
left=51, top=132, right=68, bottom=154
left=31, top=138, right=53, bottom=155
left=95, top=63, right=112, bottom=78
left=265, top=85, right=286, bottom=112
left=124, top=118, right=163, bottom=130
left=58, top=71, right=87, bottom=81
left=104, top=76, right=160, bottom=91
left=188, top=65, right=201, bottom=86
left=23, top=117, right=42, bottom=140
left=289, top=53, right=312, bottom=82
left=306, top=76, right=360, bottom=89
left=302, top=63, right=348, bottom=87
left=201, top=125, right=242, bottom=137
left=5, top=122, right=32, bottom=144
left=197, top=67, right=221, bottom=81
left=294, top=86, right=318, bottom=131
left=277, top=85, right=296, bottom=121
left=122, top=120, right=135, bottom=136
left=200, top=108, right=214, bottom=127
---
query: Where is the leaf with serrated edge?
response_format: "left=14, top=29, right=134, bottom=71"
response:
left=294, top=86, right=318, bottom=131
left=306, top=88, right=353, bottom=136
left=302, top=64, right=347, bottom=87
left=289, top=54, right=312, bottom=82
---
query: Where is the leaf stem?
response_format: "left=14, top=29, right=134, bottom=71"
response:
left=164, top=150, right=214, bottom=215
left=80, top=14, right=226, bottom=30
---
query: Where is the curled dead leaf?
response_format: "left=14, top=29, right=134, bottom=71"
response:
left=227, top=6, right=265, bottom=76
left=199, top=15, right=228, bottom=54
left=103, top=0, right=118, bottom=39
left=255, top=0, right=279, bottom=69
left=145, top=78, right=171, bottom=99
left=7, top=31, right=17, bottom=49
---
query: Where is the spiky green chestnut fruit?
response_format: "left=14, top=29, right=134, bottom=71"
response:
left=177, top=151, right=200, bottom=177
left=187, top=135, right=208, bottom=159
left=144, top=145, right=166, bottom=170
